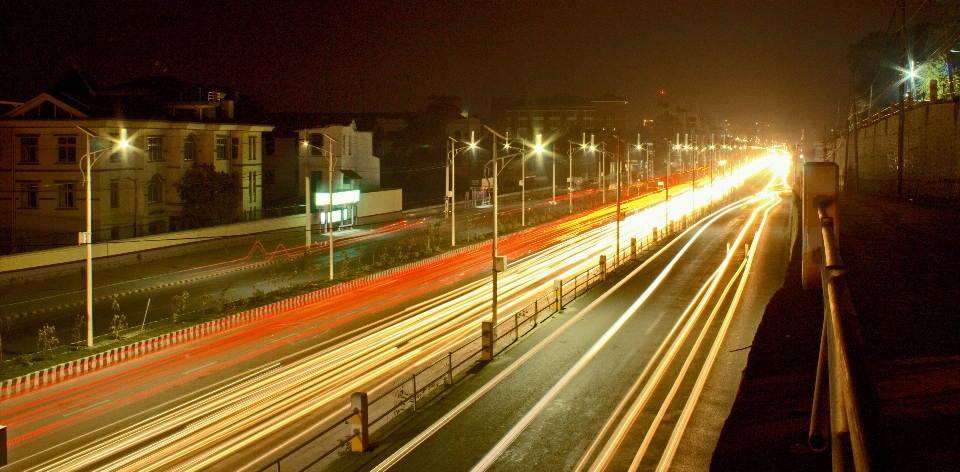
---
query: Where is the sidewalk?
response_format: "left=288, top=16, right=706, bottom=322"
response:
left=712, top=192, right=960, bottom=471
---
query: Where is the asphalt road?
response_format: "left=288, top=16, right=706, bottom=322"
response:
left=0, top=161, right=774, bottom=471
left=0, top=184, right=611, bottom=352
left=0, top=174, right=710, bottom=470
left=324, top=180, right=792, bottom=471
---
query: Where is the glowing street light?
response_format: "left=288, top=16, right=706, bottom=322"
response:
left=447, top=133, right=477, bottom=246
left=76, top=126, right=129, bottom=347
left=301, top=134, right=338, bottom=280
left=482, top=126, right=526, bottom=347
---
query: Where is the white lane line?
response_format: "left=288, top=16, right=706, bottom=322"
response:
left=368, top=212, right=705, bottom=472
left=655, top=194, right=779, bottom=472
left=644, top=312, right=666, bottom=335
left=183, top=361, right=218, bottom=375
left=272, top=333, right=297, bottom=343
left=470, top=216, right=717, bottom=472
left=63, top=399, right=111, bottom=418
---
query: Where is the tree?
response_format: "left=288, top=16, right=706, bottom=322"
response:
left=176, top=164, right=242, bottom=229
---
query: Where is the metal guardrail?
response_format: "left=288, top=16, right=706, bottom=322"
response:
left=807, top=199, right=882, bottom=471
left=252, top=219, right=689, bottom=471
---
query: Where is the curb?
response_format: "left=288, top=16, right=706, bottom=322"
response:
left=0, top=239, right=492, bottom=400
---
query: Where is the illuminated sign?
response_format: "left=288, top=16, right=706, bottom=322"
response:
left=315, top=189, right=360, bottom=206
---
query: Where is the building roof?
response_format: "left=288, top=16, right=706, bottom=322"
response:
left=1, top=73, right=267, bottom=125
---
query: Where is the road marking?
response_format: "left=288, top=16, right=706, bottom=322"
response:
left=273, top=333, right=297, bottom=343
left=183, top=361, right=218, bottom=375
left=64, top=399, right=110, bottom=418
left=644, top=312, right=665, bottom=335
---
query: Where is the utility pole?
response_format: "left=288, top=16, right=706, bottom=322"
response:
left=568, top=142, right=575, bottom=214
left=305, top=176, right=311, bottom=251
left=897, top=0, right=907, bottom=198
left=616, top=139, right=621, bottom=268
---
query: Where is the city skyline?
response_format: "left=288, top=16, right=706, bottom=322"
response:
left=0, top=1, right=923, bottom=138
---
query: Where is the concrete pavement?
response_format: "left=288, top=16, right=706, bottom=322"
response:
left=712, top=191, right=960, bottom=471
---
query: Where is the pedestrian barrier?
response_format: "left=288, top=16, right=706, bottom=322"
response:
left=803, top=162, right=882, bottom=470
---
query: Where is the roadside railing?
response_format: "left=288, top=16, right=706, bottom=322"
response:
left=252, top=193, right=730, bottom=472
left=803, top=162, right=882, bottom=471
left=252, top=223, right=685, bottom=471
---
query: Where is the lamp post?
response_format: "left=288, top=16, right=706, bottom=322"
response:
left=482, top=126, right=525, bottom=338
left=77, top=126, right=128, bottom=347
left=447, top=134, right=477, bottom=246
left=301, top=134, right=338, bottom=280
left=567, top=141, right=581, bottom=214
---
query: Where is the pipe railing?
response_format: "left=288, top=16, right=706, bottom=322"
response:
left=808, top=200, right=882, bottom=472
left=253, top=193, right=731, bottom=471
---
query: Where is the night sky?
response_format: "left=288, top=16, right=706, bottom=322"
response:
left=3, top=1, right=901, bottom=138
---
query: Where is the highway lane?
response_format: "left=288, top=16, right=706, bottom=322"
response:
left=0, top=183, right=617, bottom=351
left=0, top=156, right=777, bottom=471
left=335, top=175, right=790, bottom=471
left=0, top=167, right=721, bottom=470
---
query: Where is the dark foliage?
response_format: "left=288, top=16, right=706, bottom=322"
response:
left=175, top=164, right=242, bottom=229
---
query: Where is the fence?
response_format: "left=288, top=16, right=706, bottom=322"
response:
left=803, top=162, right=882, bottom=471
left=254, top=220, right=683, bottom=471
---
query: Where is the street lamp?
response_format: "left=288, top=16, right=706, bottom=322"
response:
left=522, top=133, right=543, bottom=226
left=76, top=126, right=129, bottom=347
left=567, top=141, right=583, bottom=214
left=447, top=134, right=477, bottom=246
left=482, top=125, right=526, bottom=343
left=301, top=134, right=338, bottom=280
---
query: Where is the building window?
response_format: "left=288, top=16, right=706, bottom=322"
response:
left=147, top=175, right=163, bottom=203
left=110, top=180, right=120, bottom=208
left=232, top=137, right=240, bottom=159
left=309, top=133, right=324, bottom=155
left=253, top=171, right=257, bottom=200
left=19, top=137, right=39, bottom=164
left=110, top=226, right=120, bottom=240
left=248, top=171, right=254, bottom=202
left=58, top=136, right=77, bottom=163
left=57, top=182, right=76, bottom=209
left=343, top=135, right=352, bottom=156
left=215, top=136, right=228, bottom=160
left=18, top=182, right=39, bottom=208
left=184, top=135, right=198, bottom=161
left=248, top=136, right=257, bottom=160
left=147, top=136, right=163, bottom=162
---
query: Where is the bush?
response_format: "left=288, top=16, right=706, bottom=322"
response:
left=37, top=324, right=59, bottom=360
left=172, top=291, right=190, bottom=324
left=15, top=354, right=31, bottom=366
left=72, top=313, right=87, bottom=347
left=110, top=314, right=128, bottom=340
